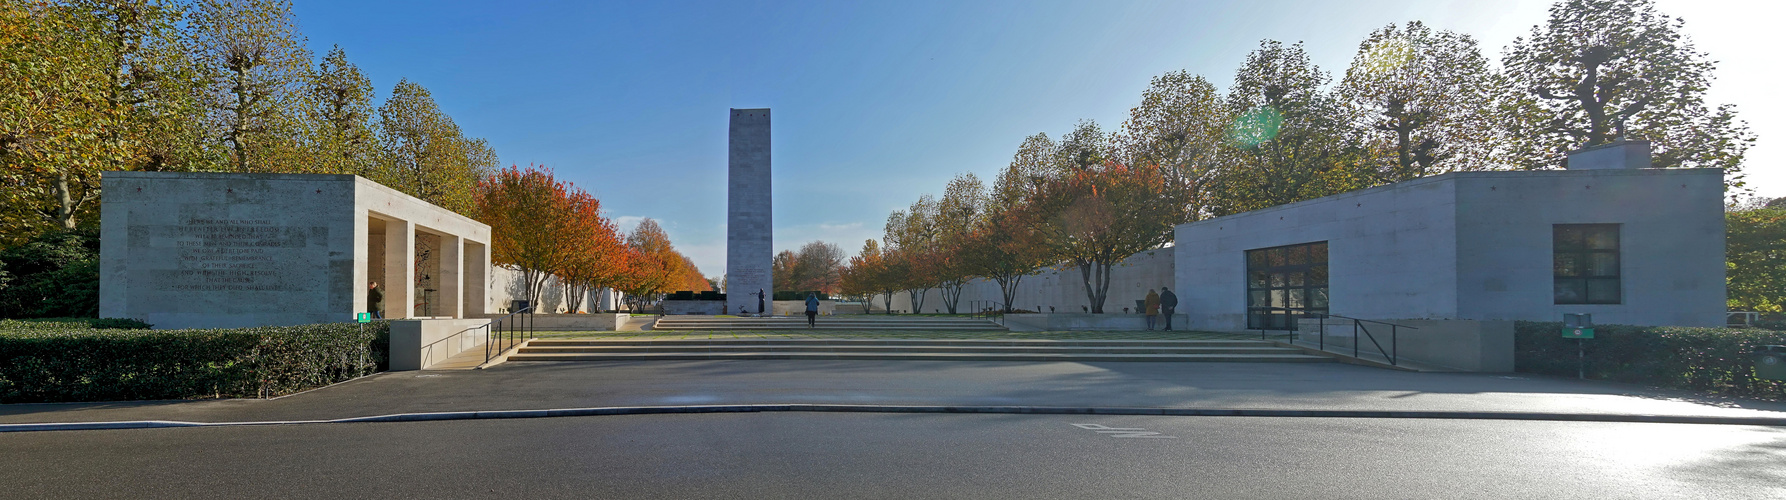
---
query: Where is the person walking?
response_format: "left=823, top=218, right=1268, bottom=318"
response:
left=1144, top=289, right=1161, bottom=330
left=1159, top=286, right=1178, bottom=331
left=804, top=292, right=820, bottom=328
left=367, top=282, right=384, bottom=319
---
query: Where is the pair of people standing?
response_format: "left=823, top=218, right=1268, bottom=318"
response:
left=1143, top=287, right=1179, bottom=330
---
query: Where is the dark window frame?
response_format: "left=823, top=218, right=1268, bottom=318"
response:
left=1553, top=224, right=1621, bottom=305
left=1246, top=241, right=1329, bottom=330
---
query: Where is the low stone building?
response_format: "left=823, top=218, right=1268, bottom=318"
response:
left=1173, top=142, right=1726, bottom=331
left=99, top=172, right=492, bottom=329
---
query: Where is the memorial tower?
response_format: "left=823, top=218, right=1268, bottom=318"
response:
left=726, top=108, right=772, bottom=314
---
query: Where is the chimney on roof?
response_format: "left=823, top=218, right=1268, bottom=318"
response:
left=1566, top=140, right=1652, bottom=170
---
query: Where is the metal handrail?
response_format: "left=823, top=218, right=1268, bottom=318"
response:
left=1310, top=313, right=1416, bottom=366
left=483, top=305, right=536, bottom=363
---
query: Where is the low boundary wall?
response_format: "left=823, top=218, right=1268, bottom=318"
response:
left=1295, top=318, right=1513, bottom=372
left=1005, top=313, right=1190, bottom=331
left=390, top=318, right=492, bottom=371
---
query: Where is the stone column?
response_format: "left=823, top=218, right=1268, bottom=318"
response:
left=726, top=108, right=773, bottom=315
left=440, top=234, right=463, bottom=318
left=384, top=219, right=413, bottom=319
left=465, top=240, right=489, bottom=316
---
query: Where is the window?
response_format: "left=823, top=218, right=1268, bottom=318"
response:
left=1246, top=241, right=1328, bottom=330
left=1554, top=224, right=1620, bottom=304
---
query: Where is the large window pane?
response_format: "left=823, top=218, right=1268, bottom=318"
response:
left=1589, top=253, right=1619, bottom=277
left=1586, top=228, right=1618, bottom=250
left=1245, top=241, right=1329, bottom=330
left=1555, top=226, right=1585, bottom=250
left=1555, top=279, right=1586, bottom=304
left=1587, top=279, right=1620, bottom=303
left=1554, top=253, right=1583, bottom=277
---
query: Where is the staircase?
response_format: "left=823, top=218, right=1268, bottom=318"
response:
left=504, top=338, right=1333, bottom=363
left=651, top=316, right=1008, bottom=331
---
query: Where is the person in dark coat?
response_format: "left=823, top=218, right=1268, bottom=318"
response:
left=1160, top=287, right=1179, bottom=331
left=368, top=282, right=384, bottom=319
left=805, top=292, right=820, bottom=328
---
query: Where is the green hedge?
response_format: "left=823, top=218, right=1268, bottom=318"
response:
left=0, top=321, right=389, bottom=403
left=1515, top=321, right=1786, bottom=400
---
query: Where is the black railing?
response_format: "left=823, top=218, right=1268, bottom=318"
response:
left=1309, top=313, right=1414, bottom=366
left=483, top=305, right=536, bottom=364
left=966, top=300, right=1005, bottom=322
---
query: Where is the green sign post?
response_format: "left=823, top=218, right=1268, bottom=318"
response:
left=1563, top=314, right=1593, bottom=379
left=356, top=312, right=372, bottom=323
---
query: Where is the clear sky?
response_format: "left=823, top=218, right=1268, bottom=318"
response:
left=292, top=0, right=1781, bottom=279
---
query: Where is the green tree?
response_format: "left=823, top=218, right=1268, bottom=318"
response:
left=932, top=173, right=984, bottom=313
left=1211, top=40, right=1360, bottom=215
left=301, top=45, right=378, bottom=176
left=1500, top=0, right=1753, bottom=191
left=1727, top=200, right=1786, bottom=313
left=188, top=0, right=310, bottom=173
left=1114, top=70, right=1228, bottom=220
left=1339, top=21, right=1501, bottom=182
left=377, top=79, right=497, bottom=215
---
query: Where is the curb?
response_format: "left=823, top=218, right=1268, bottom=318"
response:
left=5, top=404, right=1786, bottom=433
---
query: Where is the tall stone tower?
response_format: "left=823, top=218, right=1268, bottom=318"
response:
left=726, top=108, right=772, bottom=315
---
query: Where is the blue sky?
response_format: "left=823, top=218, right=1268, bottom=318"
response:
left=292, top=0, right=1780, bottom=279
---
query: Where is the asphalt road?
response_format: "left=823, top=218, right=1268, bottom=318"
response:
left=6, top=361, right=1786, bottom=425
left=4, top=412, right=1783, bottom=499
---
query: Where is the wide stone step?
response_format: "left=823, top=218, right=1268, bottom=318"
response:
left=504, top=352, right=1332, bottom=363
left=527, top=339, right=1271, bottom=348
left=517, top=345, right=1302, bottom=355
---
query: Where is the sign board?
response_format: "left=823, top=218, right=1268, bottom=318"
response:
left=1562, top=327, right=1594, bottom=339
left=1563, top=313, right=1594, bottom=339
left=356, top=312, right=372, bottom=323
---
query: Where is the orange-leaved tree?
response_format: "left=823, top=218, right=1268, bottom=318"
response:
left=477, top=164, right=578, bottom=309
left=555, top=189, right=627, bottom=313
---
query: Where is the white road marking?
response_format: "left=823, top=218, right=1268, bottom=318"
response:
left=1071, top=423, right=1178, bottom=439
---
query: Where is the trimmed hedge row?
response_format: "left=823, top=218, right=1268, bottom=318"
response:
left=1515, top=321, right=1786, bottom=401
left=0, top=321, right=389, bottom=403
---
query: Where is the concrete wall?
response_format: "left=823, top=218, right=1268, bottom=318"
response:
left=389, top=318, right=492, bottom=371
left=771, top=300, right=836, bottom=316
left=1452, top=169, right=1726, bottom=327
left=101, top=173, right=360, bottom=329
left=472, top=313, right=633, bottom=331
left=872, top=247, right=1176, bottom=315
left=664, top=300, right=725, bottom=315
left=1296, top=318, right=1514, bottom=372
left=101, top=172, right=493, bottom=329
left=1175, top=175, right=1461, bottom=332
left=485, top=265, right=622, bottom=314
left=1174, top=168, right=1725, bottom=331
left=726, top=108, right=773, bottom=315
left=1005, top=313, right=1190, bottom=332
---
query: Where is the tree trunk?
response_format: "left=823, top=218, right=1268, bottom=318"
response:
left=995, top=274, right=1024, bottom=313
left=940, top=280, right=965, bottom=314
left=54, top=171, right=77, bottom=230
left=1078, top=261, right=1104, bottom=314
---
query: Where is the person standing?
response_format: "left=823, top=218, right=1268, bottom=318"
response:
left=757, top=288, right=766, bottom=315
left=805, top=292, right=820, bottom=328
left=1144, top=289, right=1161, bottom=330
left=1160, top=286, right=1178, bottom=331
left=367, top=282, right=384, bottom=319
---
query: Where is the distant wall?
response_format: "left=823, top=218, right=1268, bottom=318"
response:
left=870, top=247, right=1175, bottom=315
left=486, top=265, right=621, bottom=314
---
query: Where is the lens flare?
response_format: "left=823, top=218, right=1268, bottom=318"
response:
left=1227, top=106, right=1283, bottom=149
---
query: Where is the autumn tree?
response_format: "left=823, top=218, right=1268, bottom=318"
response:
left=554, top=189, right=627, bottom=314
left=842, top=239, right=899, bottom=314
left=1500, top=0, right=1752, bottom=191
left=477, top=164, right=579, bottom=309
left=1031, top=163, right=1183, bottom=313
left=958, top=158, right=1057, bottom=313
left=1339, top=22, right=1500, bottom=182
left=377, top=79, right=496, bottom=215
